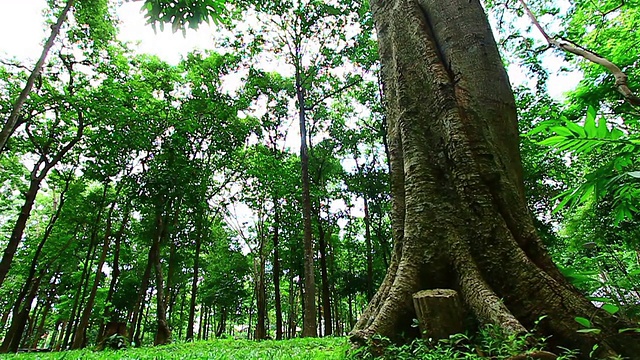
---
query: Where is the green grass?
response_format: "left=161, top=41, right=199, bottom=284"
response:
left=1, top=337, right=350, bottom=360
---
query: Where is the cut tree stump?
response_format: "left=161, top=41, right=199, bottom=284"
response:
left=412, top=289, right=465, bottom=341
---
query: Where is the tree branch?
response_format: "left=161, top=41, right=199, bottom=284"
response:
left=518, top=0, right=640, bottom=106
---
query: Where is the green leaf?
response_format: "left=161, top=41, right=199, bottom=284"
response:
left=619, top=328, right=640, bottom=333
left=596, top=117, right=609, bottom=138
left=577, top=328, right=602, bottom=334
left=584, top=106, right=597, bottom=136
left=627, top=171, right=640, bottom=178
left=602, top=304, right=620, bottom=314
left=550, top=125, right=574, bottom=137
left=575, top=317, right=592, bottom=328
left=611, top=128, right=625, bottom=139
left=538, top=136, right=566, bottom=146
left=565, top=121, right=586, bottom=137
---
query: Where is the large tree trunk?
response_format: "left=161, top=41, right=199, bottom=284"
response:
left=350, top=1, right=640, bottom=358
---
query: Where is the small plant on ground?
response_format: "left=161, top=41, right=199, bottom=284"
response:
left=348, top=322, right=580, bottom=359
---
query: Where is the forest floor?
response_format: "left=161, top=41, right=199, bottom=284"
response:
left=0, top=337, right=349, bottom=360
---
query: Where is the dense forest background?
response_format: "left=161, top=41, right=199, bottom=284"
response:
left=0, top=0, right=638, bottom=353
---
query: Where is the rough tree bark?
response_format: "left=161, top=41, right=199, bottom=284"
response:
left=350, top=1, right=640, bottom=358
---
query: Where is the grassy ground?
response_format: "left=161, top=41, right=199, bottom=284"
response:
left=1, top=337, right=350, bottom=360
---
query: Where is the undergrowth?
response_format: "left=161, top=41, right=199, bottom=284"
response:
left=1, top=326, right=583, bottom=359
left=1, top=337, right=348, bottom=360
left=349, top=324, right=579, bottom=359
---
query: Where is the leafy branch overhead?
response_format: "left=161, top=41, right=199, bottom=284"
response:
left=530, top=106, right=640, bottom=223
left=518, top=0, right=640, bottom=107
left=130, top=0, right=227, bottom=33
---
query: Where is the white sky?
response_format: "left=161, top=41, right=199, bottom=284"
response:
left=0, top=0, right=581, bottom=99
left=0, top=0, right=218, bottom=64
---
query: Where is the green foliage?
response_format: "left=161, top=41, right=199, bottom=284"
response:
left=5, top=338, right=348, bottom=359
left=348, top=326, right=578, bottom=360
left=139, top=0, right=228, bottom=33
left=99, top=334, right=130, bottom=351
left=529, top=106, right=640, bottom=224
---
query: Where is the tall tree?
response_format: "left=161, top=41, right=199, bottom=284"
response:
left=350, top=0, right=640, bottom=358
left=0, top=0, right=75, bottom=154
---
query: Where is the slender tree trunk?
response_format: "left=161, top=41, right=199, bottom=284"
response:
left=48, top=321, right=61, bottom=350
left=61, top=239, right=94, bottom=349
left=0, top=0, right=75, bottom=154
left=317, top=223, right=332, bottom=336
left=54, top=320, right=66, bottom=350
left=286, top=274, right=295, bottom=339
left=166, top=241, right=177, bottom=324
left=177, top=291, right=185, bottom=340
left=198, top=305, right=205, bottom=340
left=215, top=309, right=226, bottom=337
left=132, top=296, right=147, bottom=347
left=72, top=197, right=117, bottom=349
left=23, top=297, right=44, bottom=348
left=0, top=177, right=41, bottom=288
left=0, top=105, right=84, bottom=288
left=0, top=180, right=68, bottom=353
left=363, top=197, right=374, bottom=301
left=374, top=217, right=390, bottom=268
left=130, top=258, right=152, bottom=345
left=351, top=1, right=640, bottom=358
left=69, top=244, right=97, bottom=347
left=0, top=274, right=42, bottom=352
left=204, top=306, right=210, bottom=340
left=272, top=201, right=283, bottom=340
left=255, top=237, right=267, bottom=340
left=295, top=69, right=317, bottom=337
left=0, top=306, right=10, bottom=337
left=186, top=227, right=202, bottom=341
left=317, top=288, right=322, bottom=336
left=247, top=287, right=255, bottom=340
left=99, top=209, right=128, bottom=341
left=65, top=187, right=106, bottom=348
left=151, top=229, right=171, bottom=345
left=31, top=296, right=51, bottom=348
left=140, top=299, right=151, bottom=344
